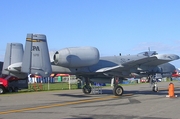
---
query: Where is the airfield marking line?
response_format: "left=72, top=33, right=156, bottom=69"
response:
left=0, top=94, right=133, bottom=115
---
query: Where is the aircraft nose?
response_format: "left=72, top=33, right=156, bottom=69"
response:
left=168, top=54, right=180, bottom=60
left=157, top=54, right=180, bottom=61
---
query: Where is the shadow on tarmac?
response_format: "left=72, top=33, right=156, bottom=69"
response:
left=54, top=93, right=93, bottom=98
left=123, top=88, right=180, bottom=96
left=53, top=88, right=180, bottom=98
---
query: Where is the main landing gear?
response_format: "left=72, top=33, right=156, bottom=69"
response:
left=81, top=77, right=124, bottom=96
left=112, top=77, right=124, bottom=96
left=82, top=77, right=92, bottom=94
left=113, top=85, right=124, bottom=96
left=82, top=85, right=92, bottom=94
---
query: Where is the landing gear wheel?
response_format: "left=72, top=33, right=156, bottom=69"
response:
left=152, top=86, right=158, bottom=92
left=113, top=85, right=124, bottom=96
left=82, top=85, right=92, bottom=94
left=0, top=86, right=5, bottom=94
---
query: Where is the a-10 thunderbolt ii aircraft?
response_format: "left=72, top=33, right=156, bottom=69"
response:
left=1, top=34, right=179, bottom=96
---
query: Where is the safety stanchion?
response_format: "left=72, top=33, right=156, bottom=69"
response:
left=166, top=83, right=177, bottom=98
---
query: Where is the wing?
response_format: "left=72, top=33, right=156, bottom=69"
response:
left=122, top=54, right=179, bottom=67
left=96, top=54, right=179, bottom=73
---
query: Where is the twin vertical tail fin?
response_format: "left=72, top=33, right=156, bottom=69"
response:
left=21, top=34, right=52, bottom=77
left=2, top=43, right=27, bottom=78
left=1, top=34, right=52, bottom=78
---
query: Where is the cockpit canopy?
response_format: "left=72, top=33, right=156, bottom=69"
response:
left=137, top=51, right=158, bottom=56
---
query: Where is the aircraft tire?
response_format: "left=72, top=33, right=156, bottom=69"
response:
left=82, top=85, right=92, bottom=94
left=0, top=86, right=5, bottom=94
left=113, top=85, right=123, bottom=96
left=152, top=86, right=158, bottom=92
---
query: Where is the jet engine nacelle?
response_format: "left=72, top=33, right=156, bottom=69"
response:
left=53, top=47, right=99, bottom=68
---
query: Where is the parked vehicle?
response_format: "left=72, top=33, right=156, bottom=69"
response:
left=140, top=79, right=148, bottom=83
left=0, top=75, right=28, bottom=94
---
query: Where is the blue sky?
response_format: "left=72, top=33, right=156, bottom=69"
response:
left=1, top=0, right=180, bottom=67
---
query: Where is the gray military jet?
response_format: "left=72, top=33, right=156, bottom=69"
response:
left=1, top=34, right=179, bottom=96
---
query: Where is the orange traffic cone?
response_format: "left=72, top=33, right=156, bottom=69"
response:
left=166, top=83, right=177, bottom=98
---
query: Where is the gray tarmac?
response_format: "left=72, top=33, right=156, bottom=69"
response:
left=1, top=81, right=180, bottom=119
